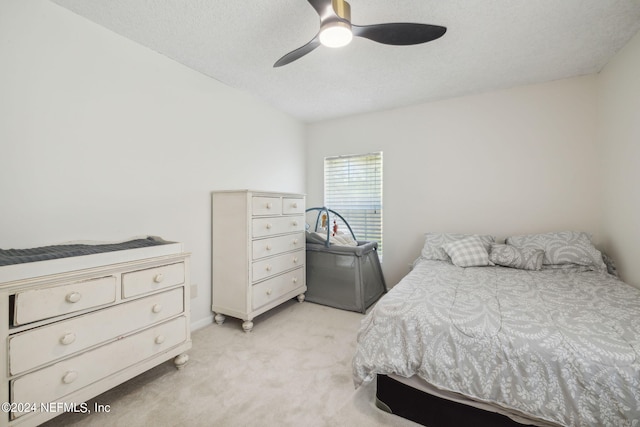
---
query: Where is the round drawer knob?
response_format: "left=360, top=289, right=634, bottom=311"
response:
left=266, top=265, right=272, bottom=272
left=292, top=277, right=298, bottom=284
left=155, top=335, right=166, bottom=344
left=293, top=239, right=299, bottom=245
left=266, top=202, right=272, bottom=209
left=60, top=333, right=76, bottom=346
left=62, top=370, right=78, bottom=384
left=153, top=273, right=164, bottom=283
left=293, top=257, right=298, bottom=264
left=292, top=221, right=298, bottom=226
left=152, top=303, right=163, bottom=314
left=266, top=223, right=272, bottom=229
left=292, top=202, right=298, bottom=208
left=65, top=292, right=81, bottom=303
left=266, top=245, right=272, bottom=251
left=266, top=289, right=272, bottom=295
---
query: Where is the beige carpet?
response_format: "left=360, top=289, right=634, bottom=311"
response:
left=42, top=299, right=419, bottom=427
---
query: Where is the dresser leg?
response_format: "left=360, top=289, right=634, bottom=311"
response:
left=174, top=353, right=189, bottom=370
left=297, top=293, right=305, bottom=303
left=242, top=320, right=254, bottom=333
left=214, top=313, right=226, bottom=325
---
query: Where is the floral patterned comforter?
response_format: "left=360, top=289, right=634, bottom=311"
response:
left=353, top=259, right=640, bottom=426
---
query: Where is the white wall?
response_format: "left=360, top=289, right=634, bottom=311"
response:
left=3, top=0, right=633, bottom=327
left=0, top=1, right=306, bottom=328
left=306, top=76, right=602, bottom=287
left=599, top=30, right=640, bottom=287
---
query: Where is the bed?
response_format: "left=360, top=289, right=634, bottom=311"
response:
left=352, top=231, right=640, bottom=427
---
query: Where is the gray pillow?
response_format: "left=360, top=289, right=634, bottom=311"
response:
left=489, top=244, right=544, bottom=271
left=601, top=251, right=619, bottom=277
left=421, top=233, right=495, bottom=262
left=505, top=231, right=606, bottom=272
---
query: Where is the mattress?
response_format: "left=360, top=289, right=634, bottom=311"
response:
left=352, top=259, right=640, bottom=426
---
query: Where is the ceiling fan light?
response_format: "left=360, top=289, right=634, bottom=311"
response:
left=319, top=22, right=353, bottom=48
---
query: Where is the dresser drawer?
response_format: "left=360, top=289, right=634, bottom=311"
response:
left=252, top=268, right=304, bottom=310
left=252, top=215, right=304, bottom=238
left=252, top=232, right=304, bottom=260
left=13, top=276, right=117, bottom=326
left=11, top=316, right=188, bottom=418
left=122, top=262, right=185, bottom=298
left=252, top=249, right=304, bottom=283
left=252, top=196, right=282, bottom=216
left=282, top=197, right=304, bottom=215
left=9, top=287, right=185, bottom=375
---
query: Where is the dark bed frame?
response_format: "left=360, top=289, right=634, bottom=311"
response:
left=375, top=375, right=533, bottom=427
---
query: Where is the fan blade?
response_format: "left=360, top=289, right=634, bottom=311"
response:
left=274, top=36, right=321, bottom=67
left=307, top=0, right=334, bottom=18
left=352, top=23, right=446, bottom=45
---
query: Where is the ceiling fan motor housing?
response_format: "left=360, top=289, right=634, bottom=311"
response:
left=331, top=0, right=350, bottom=21
left=319, top=0, right=353, bottom=47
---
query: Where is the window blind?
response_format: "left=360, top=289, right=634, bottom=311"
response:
left=324, top=152, right=383, bottom=256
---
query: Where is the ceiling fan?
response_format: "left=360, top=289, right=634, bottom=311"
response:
left=274, top=0, right=447, bottom=67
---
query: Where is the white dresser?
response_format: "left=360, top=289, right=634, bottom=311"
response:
left=0, top=239, right=191, bottom=427
left=211, top=190, right=306, bottom=332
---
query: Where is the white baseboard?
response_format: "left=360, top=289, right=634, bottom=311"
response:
left=190, top=314, right=214, bottom=331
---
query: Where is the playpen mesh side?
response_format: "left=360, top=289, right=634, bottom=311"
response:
left=305, top=241, right=386, bottom=313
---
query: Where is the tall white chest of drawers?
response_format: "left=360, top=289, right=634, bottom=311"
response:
left=0, top=240, right=191, bottom=427
left=211, top=190, right=306, bottom=332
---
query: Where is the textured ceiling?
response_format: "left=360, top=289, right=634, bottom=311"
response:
left=50, top=0, right=640, bottom=123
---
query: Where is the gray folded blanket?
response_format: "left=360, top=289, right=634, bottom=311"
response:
left=0, top=237, right=168, bottom=266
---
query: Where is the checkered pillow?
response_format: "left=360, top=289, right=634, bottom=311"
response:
left=421, top=233, right=495, bottom=261
left=442, top=236, right=492, bottom=267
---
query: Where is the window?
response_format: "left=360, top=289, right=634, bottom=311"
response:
left=324, top=152, right=383, bottom=256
